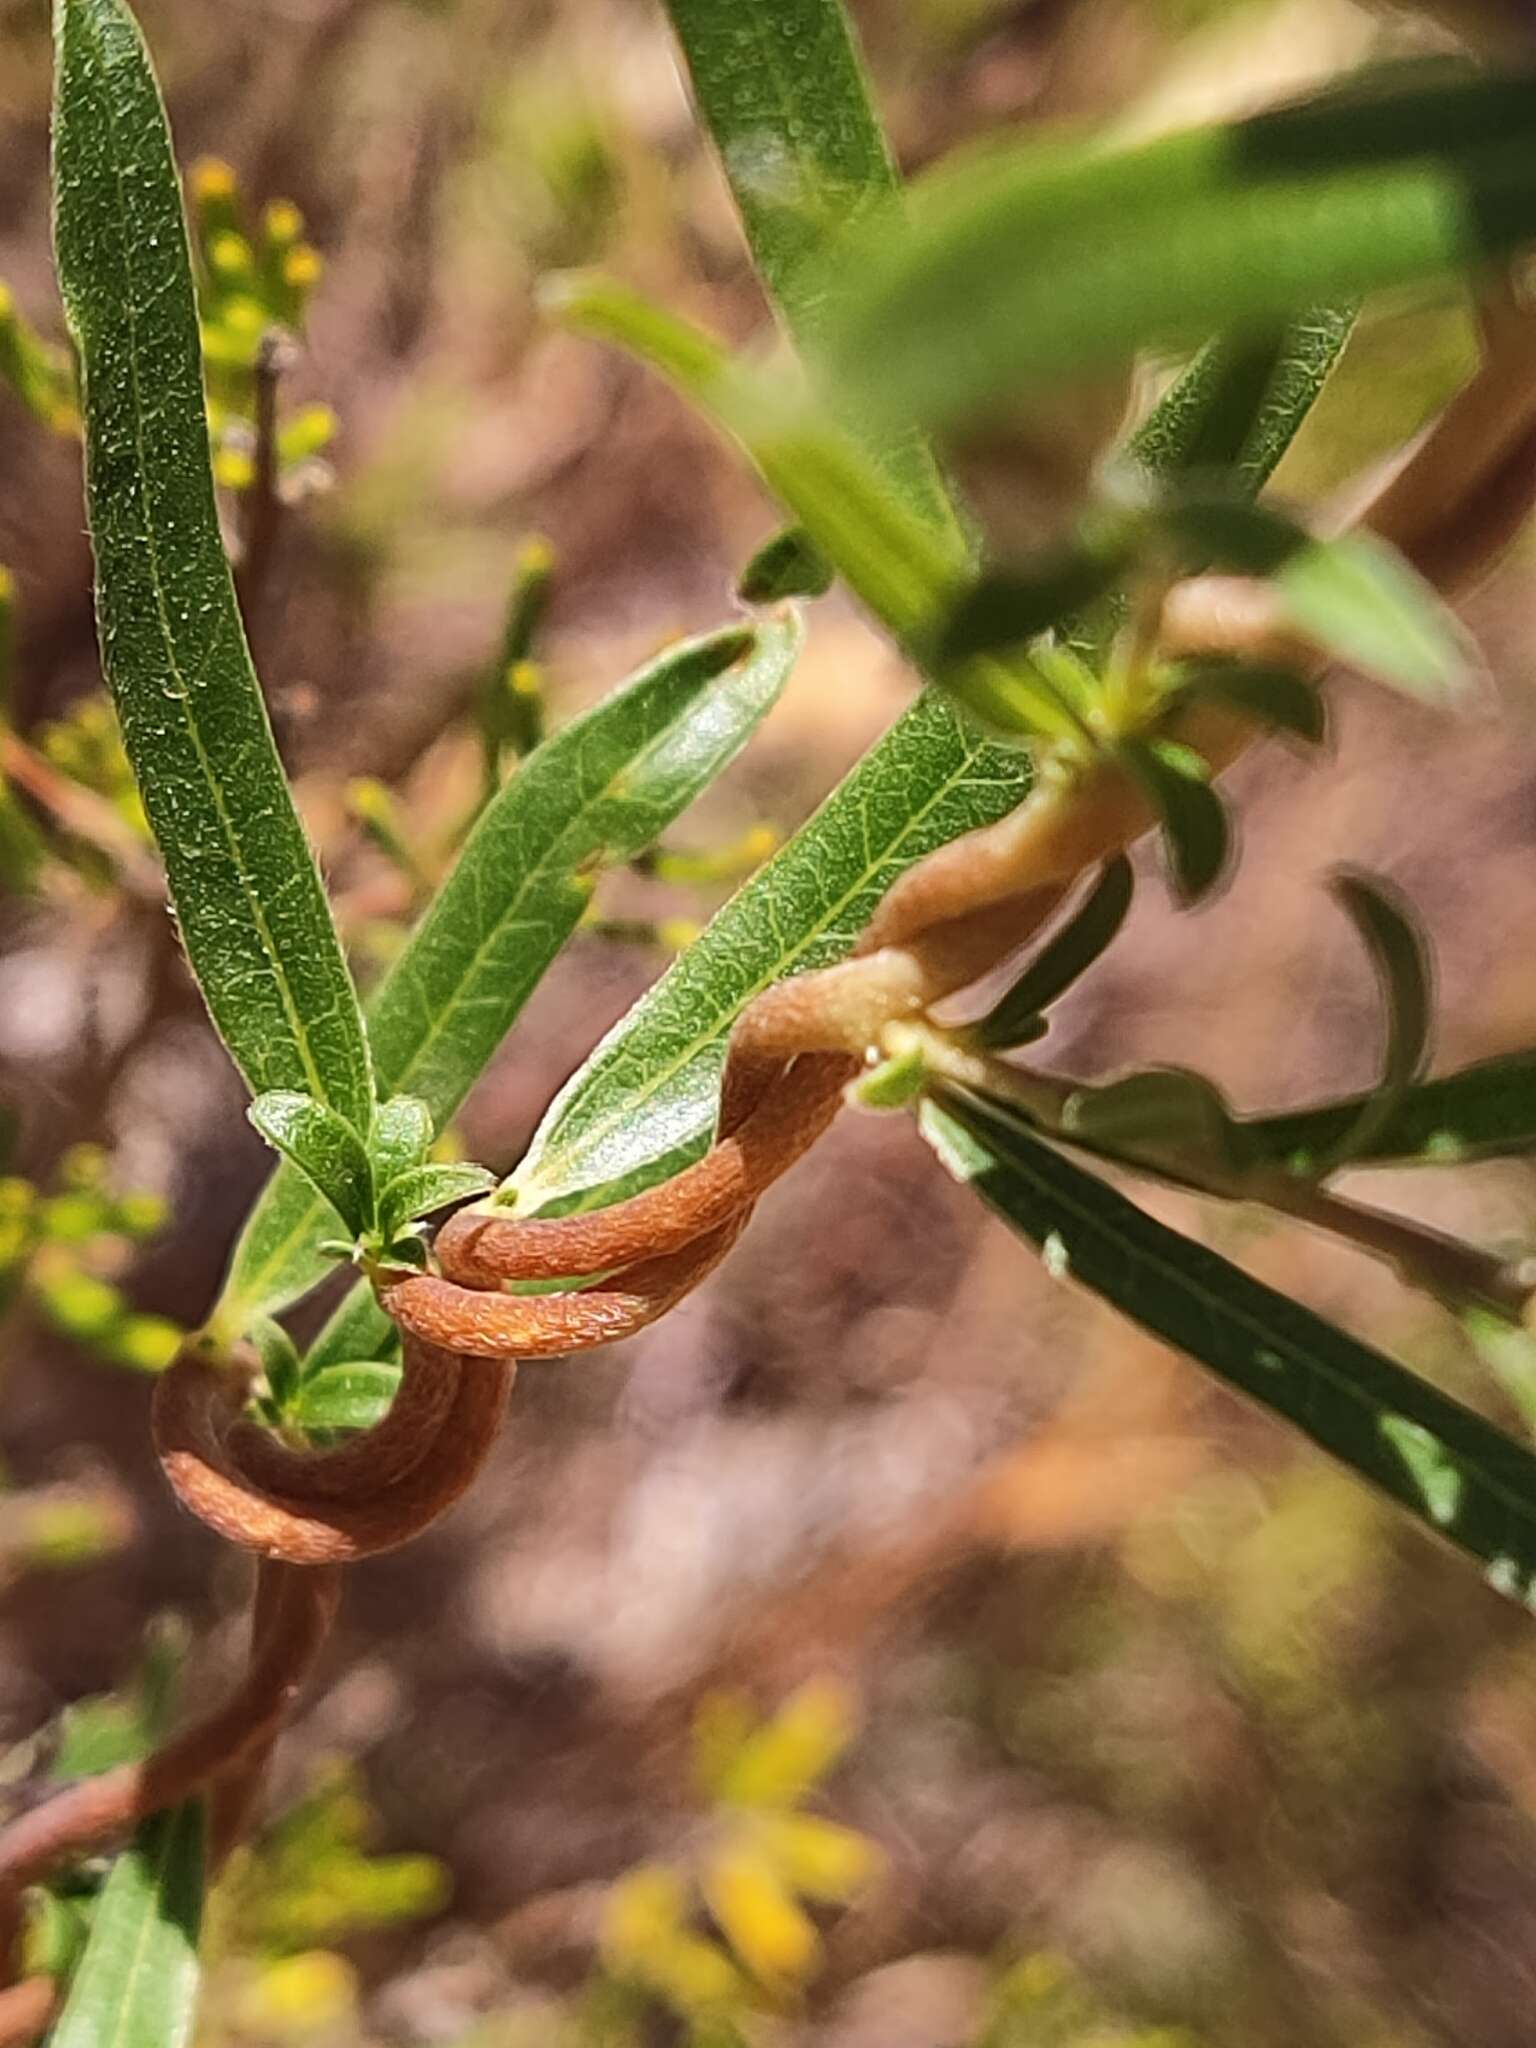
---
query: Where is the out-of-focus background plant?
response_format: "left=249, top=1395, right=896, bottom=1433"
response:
left=7, top=0, right=1536, bottom=2042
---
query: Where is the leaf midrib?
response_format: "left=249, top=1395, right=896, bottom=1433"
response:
left=234, top=633, right=774, bottom=1301
left=518, top=724, right=1009, bottom=1199
left=952, top=1110, right=1536, bottom=1536
left=88, top=32, right=344, bottom=1117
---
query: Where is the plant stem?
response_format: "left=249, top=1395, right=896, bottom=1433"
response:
left=1257, top=1178, right=1532, bottom=1323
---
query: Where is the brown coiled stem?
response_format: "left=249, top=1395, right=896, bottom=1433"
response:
left=154, top=1340, right=515, bottom=1567
left=0, top=1978, right=55, bottom=2047
left=0, top=1562, right=339, bottom=1904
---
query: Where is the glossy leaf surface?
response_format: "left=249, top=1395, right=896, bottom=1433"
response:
left=247, top=1092, right=374, bottom=1240
left=661, top=0, right=959, bottom=535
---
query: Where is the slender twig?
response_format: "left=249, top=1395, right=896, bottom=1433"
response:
left=0, top=1560, right=339, bottom=1904
left=894, top=1025, right=1534, bottom=1324
left=234, top=328, right=294, bottom=617
left=1255, top=1180, right=1532, bottom=1323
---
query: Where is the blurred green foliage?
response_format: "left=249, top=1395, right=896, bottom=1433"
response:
left=0, top=1143, right=178, bottom=1375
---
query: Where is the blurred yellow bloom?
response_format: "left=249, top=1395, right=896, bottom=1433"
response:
left=701, top=1842, right=821, bottom=1989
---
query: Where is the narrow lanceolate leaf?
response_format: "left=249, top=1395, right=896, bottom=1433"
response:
left=52, top=0, right=373, bottom=1132
left=303, top=1283, right=400, bottom=1381
left=1272, top=528, right=1470, bottom=703
left=936, top=542, right=1133, bottom=665
left=542, top=277, right=970, bottom=646
left=923, top=1088, right=1536, bottom=1608
left=247, top=1092, right=374, bottom=1240
left=1155, top=495, right=1470, bottom=703
left=508, top=692, right=1030, bottom=1216
left=1244, top=1049, right=1536, bottom=1172
left=1313, top=871, right=1433, bottom=1173
left=974, top=856, right=1134, bottom=1051
left=1067, top=308, right=1353, bottom=659
left=663, top=0, right=898, bottom=329
left=1118, top=739, right=1230, bottom=905
left=1171, top=660, right=1325, bottom=746
left=49, top=1802, right=204, bottom=2048
left=661, top=0, right=959, bottom=538
left=219, top=619, right=800, bottom=1325
left=821, top=69, right=1536, bottom=430
left=1130, top=307, right=1356, bottom=491
left=545, top=278, right=1082, bottom=742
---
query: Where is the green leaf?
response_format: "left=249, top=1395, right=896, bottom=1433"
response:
left=660, top=0, right=959, bottom=537
left=1061, top=1065, right=1245, bottom=1183
left=1465, top=1311, right=1536, bottom=1436
left=936, top=538, right=1134, bottom=666
left=736, top=527, right=834, bottom=604
left=48, top=1803, right=204, bottom=2048
left=544, top=277, right=1083, bottom=743
left=821, top=68, right=1536, bottom=430
left=1067, top=308, right=1354, bottom=659
left=923, top=1086, right=1536, bottom=1605
left=1272, top=527, right=1470, bottom=703
left=1312, top=871, right=1433, bottom=1173
left=247, top=1092, right=374, bottom=1241
left=1158, top=493, right=1467, bottom=702
left=377, top=1163, right=495, bottom=1244
left=1118, top=738, right=1230, bottom=904
left=218, top=618, right=800, bottom=1326
left=368, top=1095, right=435, bottom=1190
left=973, top=856, right=1134, bottom=1050
left=1232, top=306, right=1359, bottom=489
left=247, top=1314, right=302, bottom=1413
left=53, top=1698, right=150, bottom=1783
left=662, top=0, right=897, bottom=332
left=542, top=276, right=970, bottom=646
left=1170, top=659, right=1325, bottom=745
left=508, top=691, right=1031, bottom=1216
left=290, top=1360, right=401, bottom=1434
left=303, top=1283, right=400, bottom=1381
left=1129, top=308, right=1356, bottom=492
left=52, top=0, right=374, bottom=1134
left=1129, top=334, right=1287, bottom=481
left=1246, top=1049, right=1536, bottom=1172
